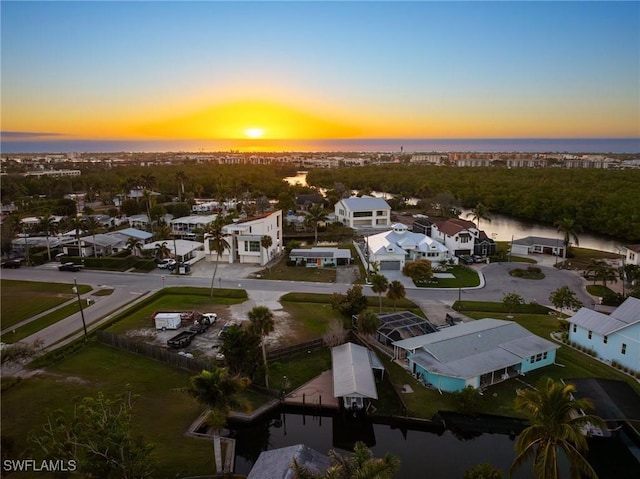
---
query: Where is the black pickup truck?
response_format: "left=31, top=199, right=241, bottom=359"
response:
left=167, top=330, right=197, bottom=349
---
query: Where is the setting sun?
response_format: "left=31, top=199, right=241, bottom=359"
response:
left=244, top=127, right=265, bottom=139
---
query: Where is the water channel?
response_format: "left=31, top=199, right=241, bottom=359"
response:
left=283, top=172, right=627, bottom=253
left=230, top=408, right=639, bottom=478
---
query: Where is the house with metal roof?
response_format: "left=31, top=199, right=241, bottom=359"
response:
left=247, top=444, right=330, bottom=479
left=566, top=297, right=640, bottom=374
left=392, top=319, right=560, bottom=393
left=364, top=223, right=450, bottom=270
left=331, top=342, right=378, bottom=414
left=113, top=227, right=154, bottom=243
left=289, top=247, right=351, bottom=267
left=334, top=196, right=391, bottom=229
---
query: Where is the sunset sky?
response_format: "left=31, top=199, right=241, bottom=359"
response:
left=1, top=1, right=639, bottom=146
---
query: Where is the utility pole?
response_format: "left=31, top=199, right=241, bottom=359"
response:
left=74, top=277, right=88, bottom=340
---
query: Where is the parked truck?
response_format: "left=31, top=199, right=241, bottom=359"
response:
left=167, top=330, right=197, bottom=349
left=153, top=312, right=182, bottom=330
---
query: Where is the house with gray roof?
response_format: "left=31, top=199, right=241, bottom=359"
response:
left=332, top=342, right=378, bottom=414
left=566, top=297, right=640, bottom=374
left=247, top=444, right=329, bottom=479
left=511, top=236, right=564, bottom=258
left=289, top=247, right=351, bottom=267
left=334, top=195, right=391, bottom=229
left=392, top=319, right=560, bottom=393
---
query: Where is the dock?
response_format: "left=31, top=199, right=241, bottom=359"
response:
left=283, top=370, right=339, bottom=409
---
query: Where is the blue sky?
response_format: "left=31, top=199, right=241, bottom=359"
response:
left=2, top=1, right=639, bottom=141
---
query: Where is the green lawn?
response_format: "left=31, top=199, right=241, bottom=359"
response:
left=1, top=280, right=92, bottom=330
left=1, top=342, right=217, bottom=478
left=256, top=254, right=337, bottom=282
left=268, top=348, right=332, bottom=393
left=1, top=301, right=95, bottom=344
left=416, top=265, right=481, bottom=288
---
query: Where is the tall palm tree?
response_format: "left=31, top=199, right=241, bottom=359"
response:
left=386, top=280, right=406, bottom=311
left=510, top=377, right=606, bottom=479
left=586, top=259, right=618, bottom=290
left=140, top=173, right=157, bottom=190
left=38, top=214, right=58, bottom=261
left=247, top=306, right=275, bottom=388
left=83, top=216, right=103, bottom=258
left=466, top=202, right=492, bottom=230
left=1, top=213, right=22, bottom=257
left=141, top=189, right=154, bottom=232
left=175, top=170, right=188, bottom=202
left=68, top=215, right=84, bottom=257
left=205, top=216, right=230, bottom=298
left=154, top=241, right=171, bottom=261
left=185, top=369, right=250, bottom=474
left=370, top=273, right=389, bottom=313
left=306, top=204, right=327, bottom=245
left=260, top=235, right=273, bottom=266
left=555, top=217, right=582, bottom=259
left=356, top=309, right=380, bottom=340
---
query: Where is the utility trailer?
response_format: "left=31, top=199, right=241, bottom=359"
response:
left=167, top=330, right=197, bottom=349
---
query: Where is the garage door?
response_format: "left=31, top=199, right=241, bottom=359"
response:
left=379, top=261, right=401, bottom=270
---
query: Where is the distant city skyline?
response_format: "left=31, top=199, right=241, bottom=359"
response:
left=1, top=1, right=639, bottom=152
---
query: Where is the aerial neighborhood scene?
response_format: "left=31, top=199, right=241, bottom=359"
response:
left=1, top=1, right=639, bottom=479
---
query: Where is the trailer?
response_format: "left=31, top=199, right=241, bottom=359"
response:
left=154, top=312, right=182, bottom=330
left=167, top=330, right=197, bottom=349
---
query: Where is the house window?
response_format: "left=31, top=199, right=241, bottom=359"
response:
left=244, top=241, right=260, bottom=252
left=353, top=211, right=372, bottom=217
left=603, top=336, right=608, bottom=344
left=535, top=353, right=542, bottom=362
left=588, top=330, right=592, bottom=340
left=621, top=343, right=627, bottom=355
left=376, top=210, right=387, bottom=216
left=572, top=324, right=577, bottom=333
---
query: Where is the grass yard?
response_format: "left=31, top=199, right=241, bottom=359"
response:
left=1, top=301, right=95, bottom=343
left=557, top=247, right=620, bottom=270
left=418, top=265, right=481, bottom=288
left=104, top=287, right=247, bottom=334
left=256, top=254, right=337, bottom=282
left=1, top=280, right=92, bottom=330
left=268, top=348, right=332, bottom=393
left=279, top=300, right=344, bottom=343
left=1, top=342, right=218, bottom=478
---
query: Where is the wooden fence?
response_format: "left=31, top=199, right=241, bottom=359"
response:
left=96, top=330, right=213, bottom=373
left=266, top=338, right=325, bottom=361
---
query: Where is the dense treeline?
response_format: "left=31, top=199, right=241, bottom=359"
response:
left=308, top=165, right=640, bottom=242
left=1, top=163, right=300, bottom=208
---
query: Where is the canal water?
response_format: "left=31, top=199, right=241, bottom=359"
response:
left=283, top=172, right=626, bottom=253
left=230, top=409, right=639, bottom=478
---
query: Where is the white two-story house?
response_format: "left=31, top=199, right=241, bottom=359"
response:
left=430, top=218, right=479, bottom=257
left=566, top=297, right=639, bottom=374
left=335, top=196, right=391, bottom=229
left=204, top=210, right=282, bottom=266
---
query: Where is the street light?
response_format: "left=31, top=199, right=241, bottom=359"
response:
left=73, top=277, right=88, bottom=340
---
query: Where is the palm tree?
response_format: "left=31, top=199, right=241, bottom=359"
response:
left=68, top=215, right=84, bottom=257
left=38, top=214, right=58, bottom=261
left=140, top=173, right=156, bottom=190
left=555, top=217, right=582, bottom=259
left=260, top=235, right=273, bottom=266
left=466, top=202, right=492, bottom=230
left=141, top=189, right=154, bottom=232
left=306, top=204, right=327, bottom=245
left=154, top=241, right=171, bottom=261
left=83, top=216, right=103, bottom=258
left=247, top=306, right=275, bottom=388
left=295, top=441, right=400, bottom=479
left=175, top=170, right=188, bottom=202
left=510, top=377, right=606, bottom=479
left=205, top=216, right=230, bottom=298
left=586, top=259, right=618, bottom=290
left=185, top=369, right=250, bottom=474
left=125, top=237, right=142, bottom=257
left=370, top=273, right=389, bottom=313
left=386, top=280, right=406, bottom=311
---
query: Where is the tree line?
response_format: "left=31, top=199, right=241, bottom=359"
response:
left=308, top=165, right=640, bottom=242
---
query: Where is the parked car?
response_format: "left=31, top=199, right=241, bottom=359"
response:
left=58, top=262, right=81, bottom=272
left=157, top=259, right=177, bottom=270
left=458, top=255, right=474, bottom=265
left=1, top=259, right=22, bottom=269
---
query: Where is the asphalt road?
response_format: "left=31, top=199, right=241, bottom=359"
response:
left=1, top=259, right=594, bottom=353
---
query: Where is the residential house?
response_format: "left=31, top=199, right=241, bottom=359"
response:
left=289, top=247, right=351, bottom=267
left=334, top=196, right=391, bottom=229
left=295, top=193, right=326, bottom=212
left=511, top=236, right=564, bottom=258
left=170, top=214, right=217, bottom=239
left=624, top=244, right=640, bottom=266
left=143, top=239, right=204, bottom=263
left=114, top=227, right=154, bottom=245
left=77, top=233, right=124, bottom=257
left=566, top=297, right=639, bottom=374
left=247, top=444, right=330, bottom=479
left=430, top=218, right=480, bottom=257
left=204, top=210, right=282, bottom=266
left=392, top=319, right=560, bottom=393
left=364, top=223, right=450, bottom=271
left=332, top=342, right=379, bottom=414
